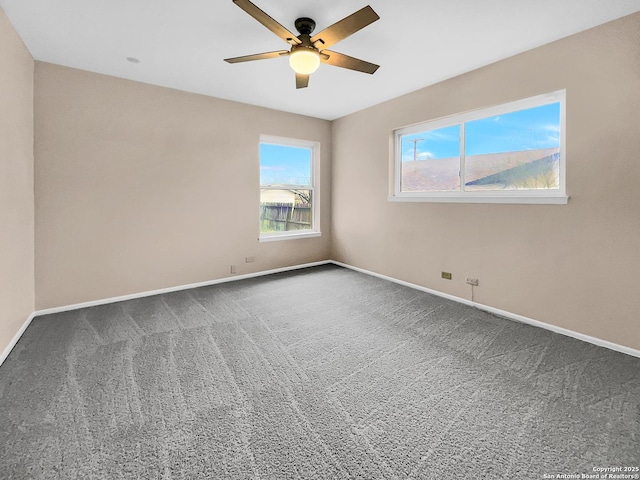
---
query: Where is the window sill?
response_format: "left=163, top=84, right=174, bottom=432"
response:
left=259, top=231, right=322, bottom=242
left=388, top=194, right=569, bottom=205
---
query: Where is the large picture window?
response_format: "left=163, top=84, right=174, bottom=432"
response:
left=392, top=90, right=567, bottom=204
left=259, top=135, right=320, bottom=241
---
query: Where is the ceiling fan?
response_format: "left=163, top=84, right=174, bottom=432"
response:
left=224, top=0, right=380, bottom=89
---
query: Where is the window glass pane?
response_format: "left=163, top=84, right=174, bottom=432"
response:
left=260, top=189, right=312, bottom=233
left=260, top=144, right=311, bottom=187
left=464, top=102, right=561, bottom=191
left=400, top=125, right=461, bottom=192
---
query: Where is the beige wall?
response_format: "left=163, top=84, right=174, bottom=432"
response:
left=331, top=13, right=640, bottom=350
left=0, top=8, right=34, bottom=352
left=35, top=63, right=331, bottom=309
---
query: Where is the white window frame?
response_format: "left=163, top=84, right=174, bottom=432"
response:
left=259, top=134, right=321, bottom=242
left=390, top=90, right=568, bottom=204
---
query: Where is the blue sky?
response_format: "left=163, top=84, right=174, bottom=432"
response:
left=402, top=102, right=560, bottom=161
left=260, top=143, right=311, bottom=186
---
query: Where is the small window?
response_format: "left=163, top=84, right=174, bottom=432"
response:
left=259, top=135, right=320, bottom=241
left=392, top=90, right=567, bottom=204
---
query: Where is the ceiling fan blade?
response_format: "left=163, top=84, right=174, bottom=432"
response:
left=232, top=0, right=301, bottom=45
left=296, top=73, right=309, bottom=89
left=321, top=50, right=379, bottom=74
left=224, top=50, right=289, bottom=63
left=310, top=6, right=379, bottom=49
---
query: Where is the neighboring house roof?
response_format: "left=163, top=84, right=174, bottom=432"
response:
left=466, top=152, right=559, bottom=189
left=401, top=147, right=560, bottom=191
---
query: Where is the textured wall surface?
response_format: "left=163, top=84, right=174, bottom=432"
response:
left=0, top=7, right=34, bottom=354
left=331, top=13, right=640, bottom=350
left=35, top=63, right=331, bottom=309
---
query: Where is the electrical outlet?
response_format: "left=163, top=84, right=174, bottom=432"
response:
left=466, top=278, right=479, bottom=286
left=441, top=272, right=452, bottom=280
left=230, top=265, right=237, bottom=274
left=245, top=256, right=255, bottom=263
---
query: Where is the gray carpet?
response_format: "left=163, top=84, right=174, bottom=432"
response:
left=1, top=265, right=638, bottom=479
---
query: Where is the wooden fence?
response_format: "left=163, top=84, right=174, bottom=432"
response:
left=260, top=203, right=312, bottom=232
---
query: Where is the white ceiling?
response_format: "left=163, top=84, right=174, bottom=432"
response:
left=2, top=0, right=640, bottom=120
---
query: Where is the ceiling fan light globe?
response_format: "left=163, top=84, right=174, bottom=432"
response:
left=289, top=49, right=320, bottom=75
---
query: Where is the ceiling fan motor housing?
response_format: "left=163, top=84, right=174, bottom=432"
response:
left=294, top=17, right=316, bottom=35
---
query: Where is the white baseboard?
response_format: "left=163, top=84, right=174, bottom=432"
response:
left=2, top=258, right=638, bottom=368
left=331, top=261, right=640, bottom=359
left=0, top=312, right=37, bottom=367
left=34, top=260, right=333, bottom=317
